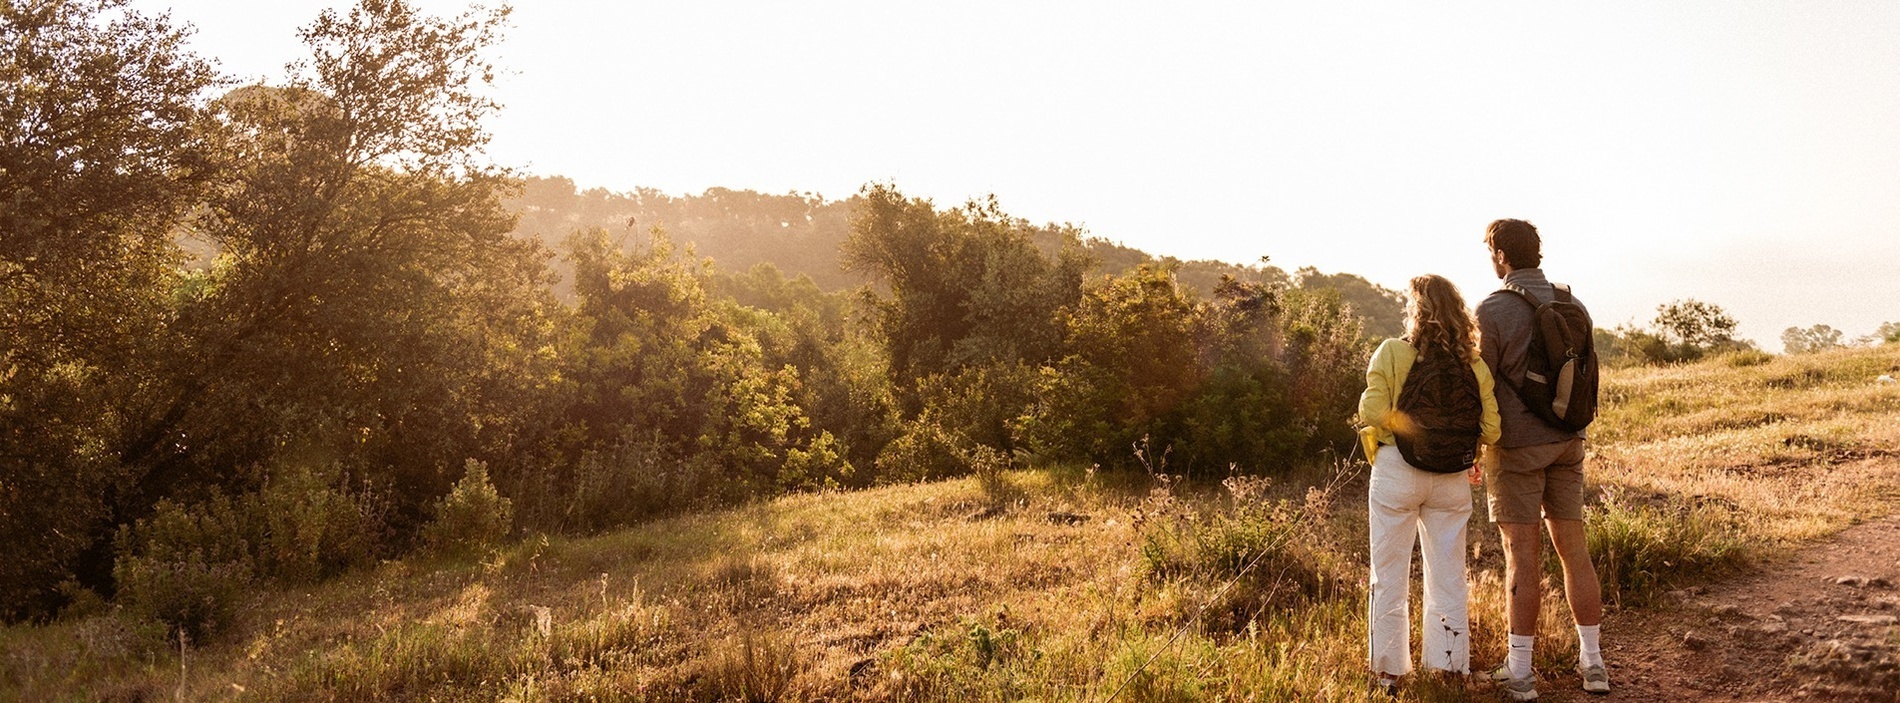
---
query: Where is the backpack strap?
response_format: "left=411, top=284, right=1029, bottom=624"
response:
left=1492, top=283, right=1545, bottom=401
left=1499, top=282, right=1542, bottom=310
left=1501, top=281, right=1573, bottom=308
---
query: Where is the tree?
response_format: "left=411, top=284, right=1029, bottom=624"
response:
left=1024, top=265, right=1206, bottom=464
left=714, top=263, right=898, bottom=477
left=57, top=0, right=562, bottom=605
left=1607, top=299, right=1749, bottom=365
left=1294, top=267, right=1404, bottom=338
left=1875, top=321, right=1900, bottom=345
left=1782, top=324, right=1844, bottom=355
left=532, top=229, right=847, bottom=529
left=842, top=184, right=1086, bottom=403
left=1, top=0, right=221, bottom=620
left=1653, top=299, right=1739, bottom=349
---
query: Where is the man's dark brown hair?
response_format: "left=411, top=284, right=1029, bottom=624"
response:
left=1485, top=219, right=1542, bottom=269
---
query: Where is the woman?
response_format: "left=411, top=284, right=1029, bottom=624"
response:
left=1359, top=274, right=1500, bottom=693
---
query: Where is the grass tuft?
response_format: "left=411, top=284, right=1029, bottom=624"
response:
left=703, top=627, right=807, bottom=703
left=1587, top=485, right=1751, bottom=605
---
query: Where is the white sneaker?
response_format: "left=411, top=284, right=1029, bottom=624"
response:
left=1488, top=665, right=1538, bottom=701
left=1579, top=663, right=1610, bottom=694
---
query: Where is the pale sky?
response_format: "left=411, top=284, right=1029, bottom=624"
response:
left=136, top=1, right=1900, bottom=348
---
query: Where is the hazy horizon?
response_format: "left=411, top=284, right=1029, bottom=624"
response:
left=132, top=0, right=1900, bottom=348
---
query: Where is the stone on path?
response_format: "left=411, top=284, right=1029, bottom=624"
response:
left=1835, top=614, right=1898, bottom=626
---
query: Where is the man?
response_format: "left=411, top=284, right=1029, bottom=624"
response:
left=1475, top=219, right=1609, bottom=700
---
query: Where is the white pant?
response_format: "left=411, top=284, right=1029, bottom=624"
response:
left=1368, top=444, right=1473, bottom=676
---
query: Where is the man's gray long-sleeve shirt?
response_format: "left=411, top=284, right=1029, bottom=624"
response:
left=1476, top=267, right=1590, bottom=448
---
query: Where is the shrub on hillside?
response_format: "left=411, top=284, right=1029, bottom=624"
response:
left=876, top=417, right=970, bottom=482
left=1022, top=269, right=1364, bottom=475
left=112, top=495, right=254, bottom=641
left=251, top=462, right=377, bottom=583
left=111, top=461, right=383, bottom=638
left=880, top=615, right=1031, bottom=700
left=421, top=460, right=514, bottom=556
left=1722, top=348, right=1775, bottom=367
left=876, top=364, right=1038, bottom=482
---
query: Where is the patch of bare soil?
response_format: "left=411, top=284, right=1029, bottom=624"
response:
left=1596, top=514, right=1900, bottom=703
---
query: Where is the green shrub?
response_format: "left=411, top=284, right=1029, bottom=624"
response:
left=421, top=459, right=514, bottom=556
left=251, top=462, right=375, bottom=583
left=564, top=438, right=700, bottom=532
left=112, top=495, right=254, bottom=641
left=110, top=461, right=384, bottom=638
left=880, top=615, right=1031, bottom=701
left=778, top=430, right=851, bottom=491
left=968, top=444, right=1021, bottom=508
left=875, top=418, right=969, bottom=482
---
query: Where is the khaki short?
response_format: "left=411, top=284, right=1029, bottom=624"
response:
left=1485, top=438, right=1587, bottom=523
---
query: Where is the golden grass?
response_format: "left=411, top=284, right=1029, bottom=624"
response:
left=4, top=345, right=1899, bottom=702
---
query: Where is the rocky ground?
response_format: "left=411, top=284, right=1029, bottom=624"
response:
left=1599, top=513, right=1900, bottom=702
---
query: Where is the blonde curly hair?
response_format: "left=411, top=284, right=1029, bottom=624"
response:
left=1404, top=274, right=1477, bottom=365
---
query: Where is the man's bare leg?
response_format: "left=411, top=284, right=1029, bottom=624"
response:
left=1548, top=516, right=1609, bottom=692
left=1499, top=521, right=1544, bottom=635
left=1545, top=517, right=1602, bottom=626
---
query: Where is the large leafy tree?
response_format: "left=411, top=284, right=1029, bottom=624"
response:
left=842, top=184, right=1086, bottom=397
left=1782, top=324, right=1844, bottom=355
left=1, top=0, right=221, bottom=620
left=1653, top=299, right=1740, bottom=350
left=537, top=229, right=846, bottom=529
left=1024, top=265, right=1205, bottom=464
left=115, top=0, right=548, bottom=527
left=842, top=185, right=1088, bottom=474
left=1604, top=299, right=1750, bottom=365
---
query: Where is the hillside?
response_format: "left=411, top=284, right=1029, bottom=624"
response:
left=504, top=176, right=1405, bottom=337
left=6, top=345, right=1898, bottom=701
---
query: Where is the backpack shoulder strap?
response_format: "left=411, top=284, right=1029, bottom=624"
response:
left=1499, top=282, right=1542, bottom=310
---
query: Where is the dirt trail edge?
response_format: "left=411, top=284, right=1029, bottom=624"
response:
left=1598, top=513, right=1900, bottom=702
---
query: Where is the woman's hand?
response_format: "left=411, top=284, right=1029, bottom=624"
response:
left=1467, top=464, right=1483, bottom=486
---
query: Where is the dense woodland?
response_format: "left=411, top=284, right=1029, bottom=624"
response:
left=0, top=0, right=1406, bottom=633
left=504, top=174, right=1409, bottom=337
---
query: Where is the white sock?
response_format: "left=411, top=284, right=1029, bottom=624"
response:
left=1576, top=624, right=1603, bottom=668
left=1507, top=634, right=1535, bottom=679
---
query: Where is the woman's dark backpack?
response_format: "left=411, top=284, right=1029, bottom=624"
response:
left=1393, top=342, right=1484, bottom=474
left=1501, top=283, right=1598, bottom=432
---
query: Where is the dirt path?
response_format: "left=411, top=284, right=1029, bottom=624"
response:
left=1583, top=514, right=1900, bottom=702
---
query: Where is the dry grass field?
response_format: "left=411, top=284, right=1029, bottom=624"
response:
left=4, top=345, right=1898, bottom=702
